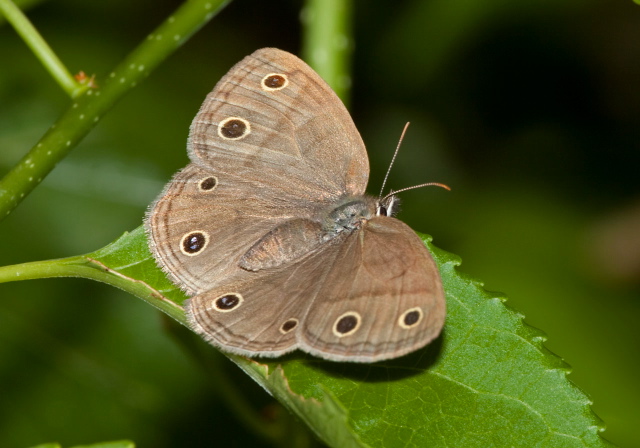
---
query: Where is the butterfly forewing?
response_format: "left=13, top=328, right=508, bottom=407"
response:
left=188, top=48, right=370, bottom=201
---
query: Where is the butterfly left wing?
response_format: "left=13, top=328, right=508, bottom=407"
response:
left=185, top=216, right=445, bottom=362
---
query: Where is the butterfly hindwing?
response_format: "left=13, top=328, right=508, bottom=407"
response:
left=299, top=217, right=446, bottom=362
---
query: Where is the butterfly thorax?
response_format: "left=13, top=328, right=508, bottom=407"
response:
left=321, top=194, right=399, bottom=237
left=322, top=197, right=377, bottom=236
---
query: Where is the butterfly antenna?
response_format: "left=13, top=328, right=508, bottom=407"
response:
left=379, top=122, right=411, bottom=199
left=381, top=182, right=451, bottom=203
left=379, top=122, right=451, bottom=202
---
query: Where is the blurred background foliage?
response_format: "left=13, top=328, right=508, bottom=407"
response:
left=0, top=0, right=638, bottom=446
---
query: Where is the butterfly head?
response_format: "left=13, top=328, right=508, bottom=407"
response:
left=376, top=194, right=400, bottom=217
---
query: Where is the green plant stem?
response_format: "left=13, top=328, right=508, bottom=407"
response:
left=0, top=0, right=231, bottom=222
left=0, top=0, right=43, bottom=26
left=301, top=0, right=353, bottom=105
left=0, top=0, right=83, bottom=97
left=0, top=254, right=185, bottom=322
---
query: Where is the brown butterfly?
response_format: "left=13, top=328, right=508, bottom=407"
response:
left=145, top=48, right=446, bottom=362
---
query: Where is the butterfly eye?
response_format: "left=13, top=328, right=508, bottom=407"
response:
left=378, top=195, right=400, bottom=217
left=180, top=231, right=209, bottom=256
left=218, top=117, right=251, bottom=140
left=332, top=311, right=361, bottom=337
left=213, top=293, right=243, bottom=312
left=261, top=73, right=289, bottom=91
left=279, top=318, right=299, bottom=334
left=398, top=307, right=423, bottom=329
left=198, top=176, right=217, bottom=191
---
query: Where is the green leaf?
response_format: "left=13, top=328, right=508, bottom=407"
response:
left=5, top=226, right=611, bottom=447
left=251, top=364, right=366, bottom=447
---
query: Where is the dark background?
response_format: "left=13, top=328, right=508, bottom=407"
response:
left=0, top=0, right=638, bottom=446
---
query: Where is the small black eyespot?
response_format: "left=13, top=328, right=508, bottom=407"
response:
left=404, top=310, right=420, bottom=326
left=215, top=294, right=242, bottom=311
left=262, top=73, right=288, bottom=90
left=182, top=231, right=207, bottom=254
left=199, top=176, right=217, bottom=191
left=336, top=315, right=358, bottom=334
left=280, top=319, right=298, bottom=333
left=264, top=74, right=286, bottom=88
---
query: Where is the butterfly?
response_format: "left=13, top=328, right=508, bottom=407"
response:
left=145, top=48, right=446, bottom=362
